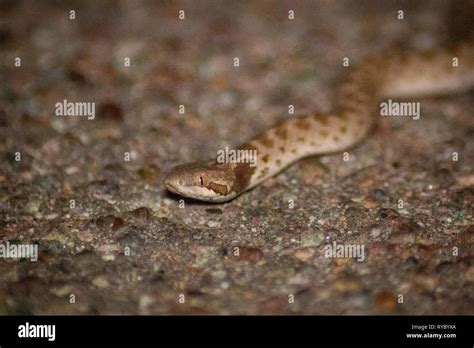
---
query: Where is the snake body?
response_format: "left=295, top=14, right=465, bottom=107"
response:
left=164, top=41, right=474, bottom=202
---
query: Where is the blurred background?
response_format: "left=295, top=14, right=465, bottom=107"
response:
left=0, top=0, right=473, bottom=314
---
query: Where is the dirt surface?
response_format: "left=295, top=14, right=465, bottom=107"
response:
left=0, top=0, right=473, bottom=315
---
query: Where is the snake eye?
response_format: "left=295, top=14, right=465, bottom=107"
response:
left=197, top=175, right=205, bottom=187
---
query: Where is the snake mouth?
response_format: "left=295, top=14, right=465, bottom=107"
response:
left=163, top=176, right=181, bottom=196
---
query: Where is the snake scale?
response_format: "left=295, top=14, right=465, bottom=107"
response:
left=164, top=41, right=474, bottom=202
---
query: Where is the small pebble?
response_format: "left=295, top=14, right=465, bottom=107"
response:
left=465, top=266, right=474, bottom=282
left=374, top=289, right=397, bottom=311
left=332, top=275, right=363, bottom=293
left=25, top=199, right=41, bottom=214
left=294, top=248, right=315, bottom=262
left=92, top=276, right=109, bottom=289
left=207, top=220, right=220, bottom=228
left=412, top=274, right=437, bottom=291
left=361, top=196, right=379, bottom=209
left=234, top=246, right=263, bottom=262
left=112, top=217, right=126, bottom=230
left=370, top=225, right=382, bottom=239
left=133, top=207, right=151, bottom=223
left=97, top=102, right=123, bottom=121
left=300, top=228, right=324, bottom=247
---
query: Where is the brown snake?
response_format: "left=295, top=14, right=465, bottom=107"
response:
left=164, top=41, right=474, bottom=202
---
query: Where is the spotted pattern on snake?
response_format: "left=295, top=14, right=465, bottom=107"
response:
left=164, top=41, right=474, bottom=203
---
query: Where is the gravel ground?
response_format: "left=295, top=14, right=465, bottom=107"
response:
left=0, top=0, right=473, bottom=314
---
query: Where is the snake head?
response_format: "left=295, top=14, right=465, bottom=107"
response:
left=164, top=161, right=238, bottom=202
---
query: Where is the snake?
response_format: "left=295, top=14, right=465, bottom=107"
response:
left=164, top=41, right=474, bottom=202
